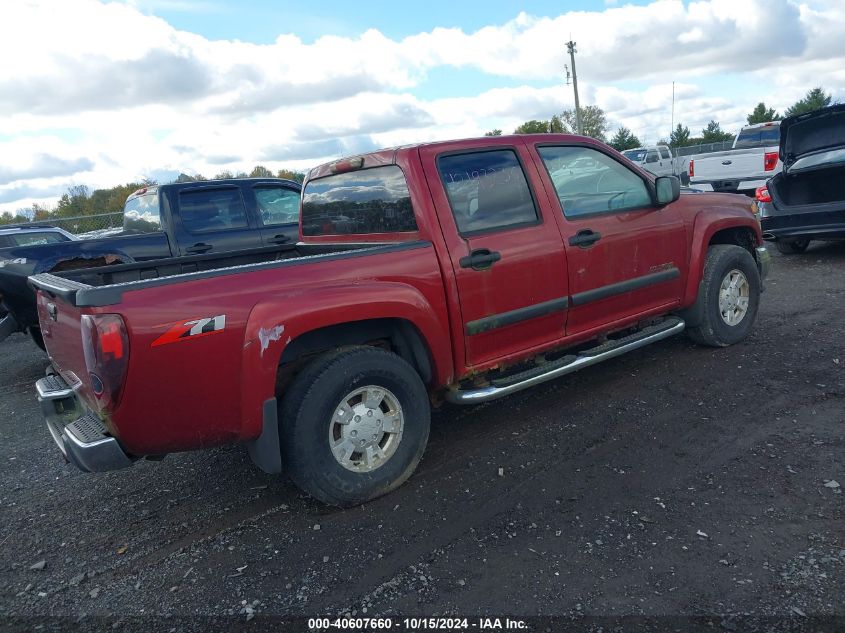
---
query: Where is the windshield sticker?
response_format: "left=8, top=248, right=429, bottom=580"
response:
left=152, top=315, right=226, bottom=347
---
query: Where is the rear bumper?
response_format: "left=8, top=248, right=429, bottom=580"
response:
left=36, top=374, right=133, bottom=472
left=690, top=178, right=767, bottom=193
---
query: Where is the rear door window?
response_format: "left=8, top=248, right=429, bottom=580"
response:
left=179, top=187, right=248, bottom=233
left=302, top=166, right=417, bottom=236
left=659, top=146, right=672, bottom=159
left=437, top=149, right=538, bottom=235
left=645, top=150, right=659, bottom=164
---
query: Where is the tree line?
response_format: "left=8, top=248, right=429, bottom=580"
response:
left=490, top=86, right=836, bottom=152
left=0, top=166, right=306, bottom=226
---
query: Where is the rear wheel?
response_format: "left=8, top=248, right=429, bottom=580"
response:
left=686, top=245, right=761, bottom=347
left=279, top=347, right=430, bottom=507
left=775, top=238, right=810, bottom=254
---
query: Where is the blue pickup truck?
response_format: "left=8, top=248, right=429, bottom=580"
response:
left=0, top=177, right=301, bottom=349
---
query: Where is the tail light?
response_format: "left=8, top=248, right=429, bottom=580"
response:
left=755, top=186, right=772, bottom=203
left=81, top=314, right=129, bottom=414
left=764, top=151, right=778, bottom=171
left=689, top=159, right=694, bottom=178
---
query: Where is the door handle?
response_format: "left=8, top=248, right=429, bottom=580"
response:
left=568, top=230, right=602, bottom=248
left=185, top=243, right=213, bottom=254
left=459, top=248, right=501, bottom=271
left=269, top=234, right=291, bottom=244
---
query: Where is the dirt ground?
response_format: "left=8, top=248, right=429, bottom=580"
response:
left=0, top=243, right=842, bottom=631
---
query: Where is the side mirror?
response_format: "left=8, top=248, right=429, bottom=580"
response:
left=655, top=175, right=681, bottom=205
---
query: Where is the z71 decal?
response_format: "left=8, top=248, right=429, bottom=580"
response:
left=152, top=315, right=226, bottom=347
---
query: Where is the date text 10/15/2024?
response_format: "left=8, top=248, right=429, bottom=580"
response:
left=308, top=617, right=528, bottom=630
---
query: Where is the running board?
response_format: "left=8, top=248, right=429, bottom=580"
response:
left=445, top=317, right=685, bottom=404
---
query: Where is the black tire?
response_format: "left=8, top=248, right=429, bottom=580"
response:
left=775, top=238, right=810, bottom=255
left=686, top=245, right=761, bottom=347
left=29, top=327, right=46, bottom=351
left=279, top=347, right=430, bottom=507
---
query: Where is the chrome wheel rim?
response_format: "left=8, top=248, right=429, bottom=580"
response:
left=718, top=269, right=750, bottom=326
left=328, top=386, right=404, bottom=473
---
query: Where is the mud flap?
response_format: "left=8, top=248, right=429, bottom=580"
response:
left=247, top=398, right=282, bottom=473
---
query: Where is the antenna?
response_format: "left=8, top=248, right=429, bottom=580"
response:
left=564, top=64, right=571, bottom=86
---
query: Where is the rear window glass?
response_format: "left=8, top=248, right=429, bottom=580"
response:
left=179, top=187, right=248, bottom=233
left=302, top=166, right=417, bottom=236
left=734, top=126, right=780, bottom=149
left=123, top=192, right=162, bottom=234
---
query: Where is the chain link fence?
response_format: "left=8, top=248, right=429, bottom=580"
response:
left=673, top=140, right=734, bottom=158
left=4, top=212, right=124, bottom=238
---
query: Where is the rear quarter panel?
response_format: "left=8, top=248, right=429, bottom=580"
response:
left=105, top=243, right=451, bottom=455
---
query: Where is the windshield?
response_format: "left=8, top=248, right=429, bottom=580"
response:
left=123, top=191, right=161, bottom=234
left=622, top=149, right=647, bottom=162
left=734, top=126, right=780, bottom=149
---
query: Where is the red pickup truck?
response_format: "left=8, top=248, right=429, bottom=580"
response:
left=31, top=134, right=769, bottom=506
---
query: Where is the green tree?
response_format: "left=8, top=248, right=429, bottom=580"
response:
left=483, top=129, right=503, bottom=136
left=214, top=170, right=234, bottom=180
left=558, top=106, right=609, bottom=141
left=784, top=87, right=835, bottom=117
left=608, top=126, right=641, bottom=151
left=0, top=211, right=30, bottom=226
left=276, top=168, right=306, bottom=183
left=747, top=102, right=780, bottom=125
left=700, top=120, right=734, bottom=143
left=670, top=124, right=691, bottom=147
left=249, top=165, right=274, bottom=178
left=513, top=120, right=551, bottom=134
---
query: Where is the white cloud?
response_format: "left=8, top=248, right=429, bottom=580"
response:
left=0, top=0, right=843, bottom=212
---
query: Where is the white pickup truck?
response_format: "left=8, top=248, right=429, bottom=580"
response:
left=689, top=122, right=781, bottom=195
left=621, top=145, right=676, bottom=177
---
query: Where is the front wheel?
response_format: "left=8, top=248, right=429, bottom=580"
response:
left=686, top=245, right=761, bottom=347
left=280, top=347, right=430, bottom=507
left=775, top=238, right=810, bottom=254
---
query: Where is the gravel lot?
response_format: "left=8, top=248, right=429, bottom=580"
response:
left=0, top=243, right=843, bottom=630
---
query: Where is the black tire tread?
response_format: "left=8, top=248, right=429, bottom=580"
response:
left=686, top=245, right=760, bottom=347
left=280, top=346, right=429, bottom=507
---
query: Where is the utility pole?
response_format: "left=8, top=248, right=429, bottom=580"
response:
left=566, top=40, right=582, bottom=135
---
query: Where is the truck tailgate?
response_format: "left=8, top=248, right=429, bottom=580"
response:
left=694, top=149, right=764, bottom=181
left=33, top=282, right=95, bottom=406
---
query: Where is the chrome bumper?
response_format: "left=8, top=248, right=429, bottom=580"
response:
left=36, top=374, right=133, bottom=472
left=755, top=246, right=771, bottom=282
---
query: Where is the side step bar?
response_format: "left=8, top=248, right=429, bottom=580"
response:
left=446, top=317, right=685, bottom=404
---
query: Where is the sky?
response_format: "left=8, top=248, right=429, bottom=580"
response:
left=1, top=0, right=844, bottom=214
